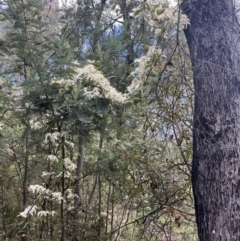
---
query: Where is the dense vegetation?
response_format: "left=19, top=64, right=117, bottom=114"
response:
left=0, top=0, right=196, bottom=240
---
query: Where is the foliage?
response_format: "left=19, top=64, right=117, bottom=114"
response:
left=0, top=0, right=197, bottom=240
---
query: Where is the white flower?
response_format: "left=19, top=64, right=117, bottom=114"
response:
left=37, top=211, right=56, bottom=217
left=5, top=144, right=14, bottom=156
left=51, top=192, right=64, bottom=202
left=29, top=185, right=51, bottom=195
left=47, top=154, right=59, bottom=162
left=65, top=140, right=75, bottom=148
left=41, top=171, right=56, bottom=177
left=127, top=78, right=141, bottom=92
left=65, top=188, right=77, bottom=199
left=127, top=46, right=163, bottom=94
left=45, top=132, right=61, bottom=143
left=64, top=158, right=77, bottom=171
left=0, top=123, right=4, bottom=131
left=56, top=171, right=72, bottom=178
left=29, top=119, right=42, bottom=130
left=83, top=87, right=101, bottom=99
left=73, top=64, right=127, bottom=103
left=64, top=171, right=72, bottom=178
left=18, top=205, right=38, bottom=218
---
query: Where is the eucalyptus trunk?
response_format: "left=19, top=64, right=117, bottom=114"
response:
left=182, top=0, right=240, bottom=240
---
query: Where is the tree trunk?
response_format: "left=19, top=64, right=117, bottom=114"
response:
left=182, top=0, right=240, bottom=240
left=72, top=138, right=84, bottom=241
left=23, top=134, right=29, bottom=208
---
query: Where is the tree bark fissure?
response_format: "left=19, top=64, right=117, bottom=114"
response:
left=182, top=0, right=240, bottom=240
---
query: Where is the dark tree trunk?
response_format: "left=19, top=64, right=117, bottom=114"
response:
left=182, top=0, right=240, bottom=240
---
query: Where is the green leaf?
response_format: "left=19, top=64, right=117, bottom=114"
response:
left=134, top=9, right=142, bottom=16
left=67, top=67, right=77, bottom=74
left=78, top=115, right=92, bottom=124
left=93, top=60, right=100, bottom=69
left=156, top=9, right=165, bottom=15
left=153, top=4, right=160, bottom=11
left=56, top=161, right=63, bottom=171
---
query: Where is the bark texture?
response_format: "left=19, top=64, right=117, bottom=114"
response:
left=182, top=0, right=240, bottom=240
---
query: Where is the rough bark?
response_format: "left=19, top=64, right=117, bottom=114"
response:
left=182, top=0, right=240, bottom=240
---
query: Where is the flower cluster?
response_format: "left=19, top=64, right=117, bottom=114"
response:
left=134, top=3, right=190, bottom=30
left=18, top=205, right=56, bottom=218
left=74, top=64, right=127, bottom=103
left=127, top=46, right=162, bottom=93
